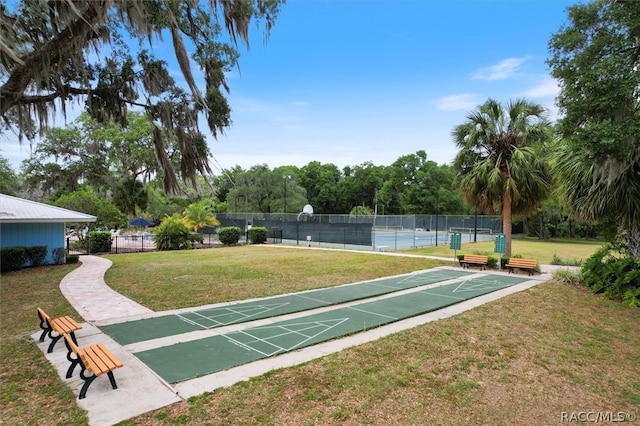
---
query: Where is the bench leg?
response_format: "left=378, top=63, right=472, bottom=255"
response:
left=47, top=330, right=77, bottom=353
left=65, top=351, right=81, bottom=378
left=39, top=328, right=50, bottom=342
left=77, top=371, right=118, bottom=399
left=107, top=371, right=118, bottom=390
left=66, top=359, right=81, bottom=379
left=47, top=332, right=62, bottom=353
left=78, top=374, right=97, bottom=400
left=63, top=333, right=82, bottom=378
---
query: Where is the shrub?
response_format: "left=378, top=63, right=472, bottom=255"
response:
left=623, top=287, right=640, bottom=308
left=553, top=269, right=582, bottom=285
left=0, top=245, right=48, bottom=270
left=0, top=246, right=27, bottom=272
left=581, top=244, right=640, bottom=306
left=66, top=254, right=80, bottom=264
left=154, top=214, right=200, bottom=250
left=249, top=227, right=268, bottom=244
left=551, top=253, right=582, bottom=266
left=52, top=247, right=66, bottom=264
left=23, top=245, right=47, bottom=267
left=487, top=256, right=498, bottom=269
left=218, top=226, right=242, bottom=246
left=88, top=231, right=113, bottom=253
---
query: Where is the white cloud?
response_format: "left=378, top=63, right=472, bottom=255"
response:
left=521, top=76, right=560, bottom=99
left=435, top=94, right=480, bottom=111
left=471, top=57, right=531, bottom=81
left=515, top=76, right=561, bottom=121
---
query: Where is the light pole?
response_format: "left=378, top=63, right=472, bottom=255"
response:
left=283, top=175, right=291, bottom=214
left=434, top=190, right=439, bottom=246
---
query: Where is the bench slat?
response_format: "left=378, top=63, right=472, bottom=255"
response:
left=463, top=255, right=488, bottom=263
left=52, top=316, right=81, bottom=334
left=83, top=346, right=112, bottom=376
left=81, top=343, right=123, bottom=376
left=460, top=254, right=488, bottom=270
left=505, top=258, right=537, bottom=275
left=95, top=343, right=123, bottom=369
left=506, top=260, right=536, bottom=267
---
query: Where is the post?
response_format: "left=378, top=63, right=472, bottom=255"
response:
left=450, top=232, right=461, bottom=266
left=495, top=234, right=506, bottom=271
left=435, top=190, right=439, bottom=247
left=420, top=185, right=439, bottom=247
left=473, top=207, right=478, bottom=243
left=283, top=175, right=290, bottom=214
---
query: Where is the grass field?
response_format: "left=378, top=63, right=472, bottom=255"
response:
left=1, top=244, right=638, bottom=425
left=405, top=237, right=605, bottom=265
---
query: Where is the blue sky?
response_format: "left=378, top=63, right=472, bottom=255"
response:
left=2, top=0, right=576, bottom=173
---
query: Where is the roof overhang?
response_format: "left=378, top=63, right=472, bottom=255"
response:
left=0, top=194, right=98, bottom=224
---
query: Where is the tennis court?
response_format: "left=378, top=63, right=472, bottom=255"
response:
left=128, top=272, right=530, bottom=384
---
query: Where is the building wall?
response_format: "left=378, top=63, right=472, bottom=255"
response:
left=0, top=222, right=66, bottom=265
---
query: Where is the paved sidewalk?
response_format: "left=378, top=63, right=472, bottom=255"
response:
left=59, top=256, right=153, bottom=322
left=35, top=254, right=567, bottom=425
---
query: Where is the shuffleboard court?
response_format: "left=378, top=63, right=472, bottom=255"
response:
left=100, top=269, right=473, bottom=345
left=134, top=274, right=529, bottom=384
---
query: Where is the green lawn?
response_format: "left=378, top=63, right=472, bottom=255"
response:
left=2, top=245, right=638, bottom=426
left=404, top=237, right=604, bottom=264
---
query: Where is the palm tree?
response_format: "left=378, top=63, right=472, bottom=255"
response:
left=552, top=141, right=640, bottom=260
left=452, top=98, right=553, bottom=258
left=183, top=202, right=220, bottom=234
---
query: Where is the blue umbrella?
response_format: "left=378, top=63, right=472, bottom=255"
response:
left=129, top=217, right=154, bottom=227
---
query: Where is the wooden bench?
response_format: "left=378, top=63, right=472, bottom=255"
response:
left=37, top=308, right=82, bottom=353
left=63, top=334, right=123, bottom=399
left=459, top=254, right=489, bottom=270
left=505, top=258, right=537, bottom=276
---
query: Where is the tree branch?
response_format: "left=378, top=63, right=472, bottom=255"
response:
left=0, top=2, right=106, bottom=116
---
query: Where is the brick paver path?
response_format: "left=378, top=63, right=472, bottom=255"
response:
left=60, top=255, right=153, bottom=322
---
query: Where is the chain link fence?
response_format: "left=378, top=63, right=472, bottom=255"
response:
left=217, top=213, right=502, bottom=252
left=67, top=214, right=502, bottom=255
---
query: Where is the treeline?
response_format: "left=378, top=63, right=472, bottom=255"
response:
left=212, top=151, right=467, bottom=216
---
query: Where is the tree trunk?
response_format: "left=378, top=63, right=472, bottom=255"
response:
left=538, top=212, right=545, bottom=240
left=503, top=190, right=513, bottom=258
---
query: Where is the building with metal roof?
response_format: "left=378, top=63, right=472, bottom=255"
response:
left=0, top=194, right=96, bottom=267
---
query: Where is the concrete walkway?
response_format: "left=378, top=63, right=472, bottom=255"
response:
left=33, top=254, right=575, bottom=425
left=59, top=256, right=153, bottom=322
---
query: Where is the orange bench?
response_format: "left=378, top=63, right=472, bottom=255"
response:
left=459, top=254, right=489, bottom=270
left=37, top=308, right=82, bottom=353
left=63, top=334, right=123, bottom=399
left=505, top=258, right=537, bottom=276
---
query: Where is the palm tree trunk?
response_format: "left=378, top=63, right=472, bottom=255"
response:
left=538, top=212, right=545, bottom=239
left=503, top=190, right=513, bottom=258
